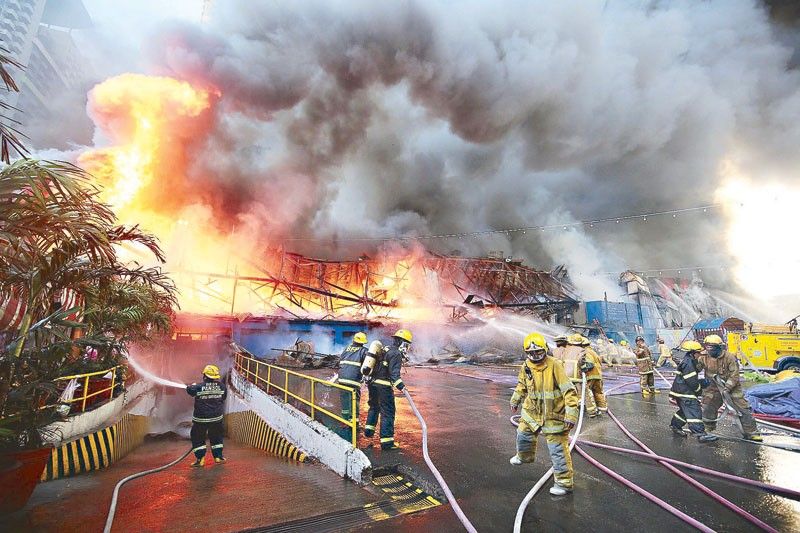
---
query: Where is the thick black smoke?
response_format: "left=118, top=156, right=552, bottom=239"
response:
left=141, top=1, right=797, bottom=300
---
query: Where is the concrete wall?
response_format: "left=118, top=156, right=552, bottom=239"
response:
left=43, top=392, right=124, bottom=445
left=228, top=368, right=372, bottom=484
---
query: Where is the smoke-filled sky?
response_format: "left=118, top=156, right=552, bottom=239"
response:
left=26, top=1, right=800, bottom=310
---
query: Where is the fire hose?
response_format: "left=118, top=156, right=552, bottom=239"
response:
left=576, top=439, right=800, bottom=501
left=103, top=447, right=192, bottom=533
left=402, top=388, right=478, bottom=533
left=604, top=409, right=779, bottom=533
left=573, top=446, right=715, bottom=533
left=511, top=374, right=587, bottom=533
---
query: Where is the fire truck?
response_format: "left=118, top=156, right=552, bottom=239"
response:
left=727, top=323, right=800, bottom=372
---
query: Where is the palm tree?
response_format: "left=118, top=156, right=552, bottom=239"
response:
left=0, top=47, right=28, bottom=163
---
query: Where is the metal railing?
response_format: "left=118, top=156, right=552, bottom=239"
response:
left=53, top=366, right=119, bottom=413
left=234, top=352, right=357, bottom=447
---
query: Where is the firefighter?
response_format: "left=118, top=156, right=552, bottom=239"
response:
left=699, top=335, right=762, bottom=441
left=594, top=337, right=611, bottom=366
left=337, top=332, right=369, bottom=437
left=579, top=336, right=607, bottom=416
left=563, top=334, right=596, bottom=414
left=365, top=329, right=411, bottom=450
left=634, top=336, right=656, bottom=397
left=186, top=364, right=227, bottom=466
left=618, top=340, right=635, bottom=364
left=510, top=332, right=579, bottom=496
left=669, top=340, right=717, bottom=442
left=656, top=338, right=677, bottom=368
left=552, top=334, right=568, bottom=360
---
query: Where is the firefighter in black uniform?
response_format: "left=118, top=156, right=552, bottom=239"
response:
left=364, top=329, right=412, bottom=450
left=187, top=364, right=228, bottom=466
left=337, top=332, right=369, bottom=436
left=669, top=341, right=717, bottom=442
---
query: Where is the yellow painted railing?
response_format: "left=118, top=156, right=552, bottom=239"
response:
left=53, top=366, right=119, bottom=413
left=234, top=352, right=357, bottom=447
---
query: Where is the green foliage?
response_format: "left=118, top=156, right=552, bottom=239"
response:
left=0, top=160, right=177, bottom=450
left=0, top=47, right=28, bottom=163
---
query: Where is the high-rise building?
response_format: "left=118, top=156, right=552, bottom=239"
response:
left=0, top=0, right=92, bottom=123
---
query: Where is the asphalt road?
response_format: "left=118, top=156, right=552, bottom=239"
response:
left=9, top=365, right=800, bottom=533
left=358, top=366, right=800, bottom=532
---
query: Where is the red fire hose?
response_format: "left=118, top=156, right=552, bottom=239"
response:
left=605, top=409, right=779, bottom=533
left=578, top=439, right=800, bottom=501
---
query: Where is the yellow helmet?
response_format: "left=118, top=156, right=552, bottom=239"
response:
left=393, top=329, right=413, bottom=343
left=580, top=336, right=591, bottom=346
left=203, top=364, right=221, bottom=380
left=523, top=332, right=547, bottom=352
left=703, top=334, right=724, bottom=345
left=353, top=332, right=368, bottom=345
left=567, top=333, right=584, bottom=346
left=620, top=340, right=629, bottom=346
left=681, top=340, right=703, bottom=352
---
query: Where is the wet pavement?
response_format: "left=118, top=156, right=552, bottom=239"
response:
left=7, top=365, right=800, bottom=532
left=358, top=366, right=800, bottom=532
left=7, top=436, right=379, bottom=533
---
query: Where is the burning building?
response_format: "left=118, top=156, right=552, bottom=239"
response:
left=174, top=248, right=579, bottom=323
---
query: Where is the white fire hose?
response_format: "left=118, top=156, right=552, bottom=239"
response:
left=512, top=374, right=587, bottom=533
left=103, top=448, right=192, bottom=533
left=402, top=388, right=479, bottom=533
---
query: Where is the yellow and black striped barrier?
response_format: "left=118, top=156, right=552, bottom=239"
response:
left=225, top=410, right=308, bottom=463
left=41, top=413, right=150, bottom=481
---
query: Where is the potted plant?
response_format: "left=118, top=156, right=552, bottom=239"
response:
left=0, top=158, right=176, bottom=513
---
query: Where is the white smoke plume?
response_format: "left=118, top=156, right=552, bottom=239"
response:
left=137, top=1, right=799, bottom=299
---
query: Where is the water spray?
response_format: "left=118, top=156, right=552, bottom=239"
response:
left=127, top=352, right=187, bottom=389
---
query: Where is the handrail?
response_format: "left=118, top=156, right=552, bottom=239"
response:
left=53, top=366, right=119, bottom=412
left=234, top=352, right=358, bottom=447
left=54, top=366, right=118, bottom=381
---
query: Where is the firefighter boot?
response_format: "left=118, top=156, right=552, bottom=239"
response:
left=671, top=426, right=688, bottom=437
left=549, top=483, right=572, bottom=496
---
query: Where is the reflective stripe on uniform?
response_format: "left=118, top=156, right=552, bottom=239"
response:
left=373, top=379, right=392, bottom=386
left=340, top=361, right=361, bottom=366
left=338, top=378, right=362, bottom=387
left=365, top=424, right=375, bottom=430
left=669, top=391, right=699, bottom=399
left=673, top=413, right=686, bottom=422
left=682, top=371, right=697, bottom=379
left=192, top=445, right=207, bottom=452
left=393, top=379, right=403, bottom=387
left=211, top=444, right=224, bottom=449
left=380, top=437, right=394, bottom=443
left=193, top=415, right=224, bottom=423
left=685, top=418, right=702, bottom=423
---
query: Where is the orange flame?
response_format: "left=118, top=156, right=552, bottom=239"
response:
left=76, top=74, right=449, bottom=321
